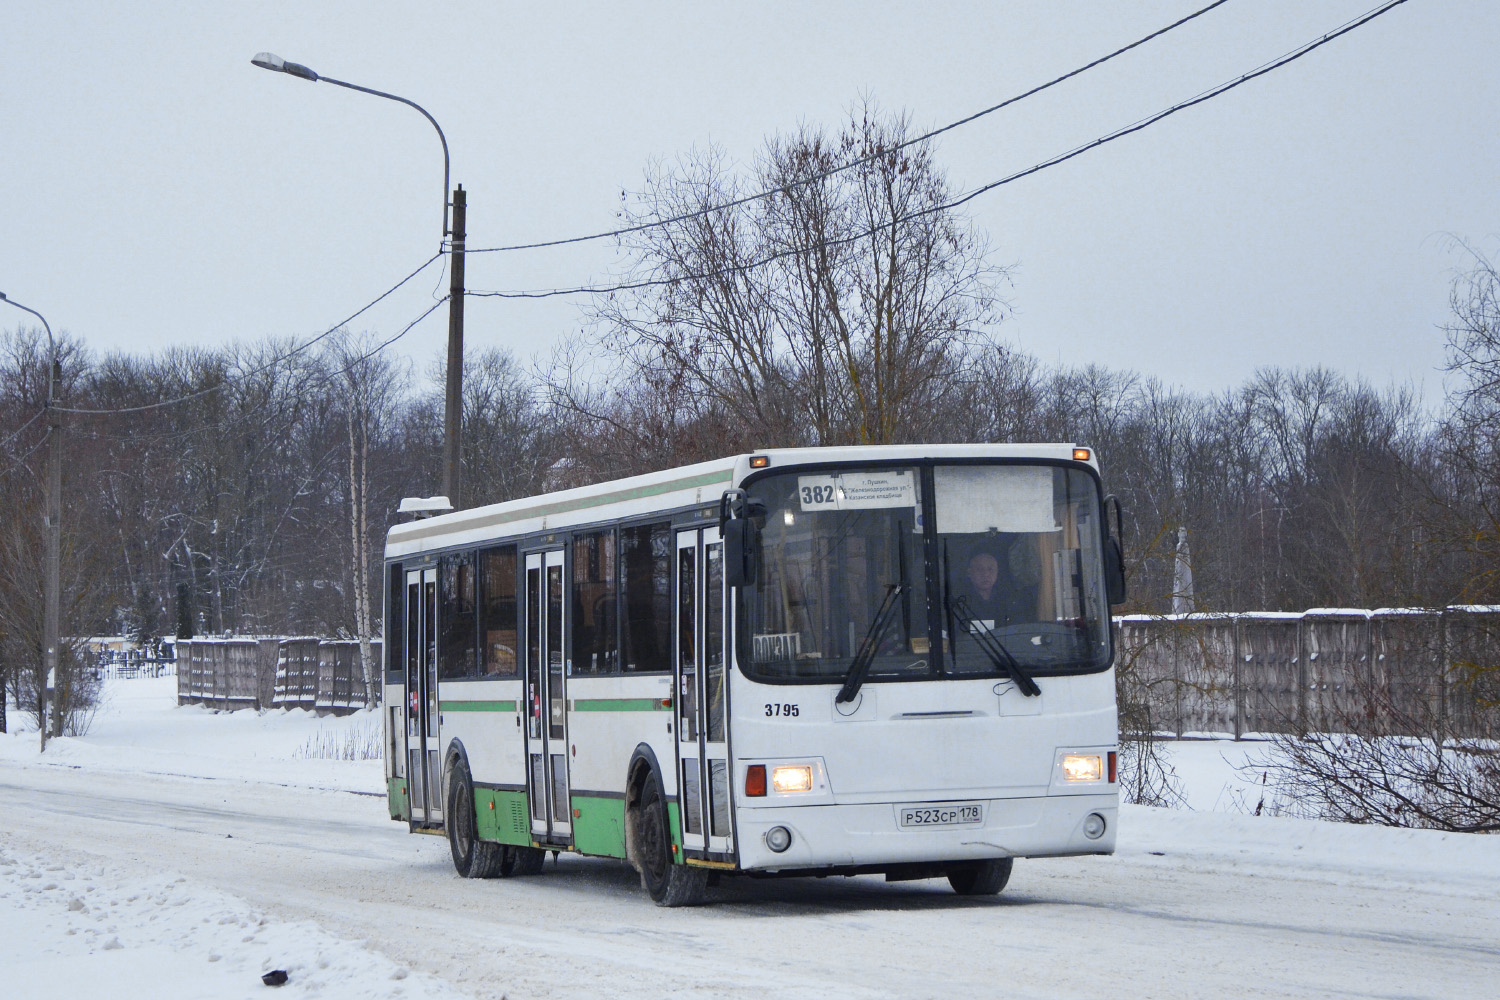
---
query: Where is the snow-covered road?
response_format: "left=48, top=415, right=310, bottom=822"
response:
left=3, top=683, right=1499, bottom=999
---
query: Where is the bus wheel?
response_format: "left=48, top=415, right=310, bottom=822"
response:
left=946, top=858, right=1013, bottom=896
left=637, top=776, right=707, bottom=906
left=508, top=846, right=547, bottom=876
left=447, top=759, right=508, bottom=879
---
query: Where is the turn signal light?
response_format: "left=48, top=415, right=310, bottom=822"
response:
left=1108, top=750, right=1117, bottom=783
left=1073, top=448, right=1092, bottom=462
left=745, top=764, right=767, bottom=797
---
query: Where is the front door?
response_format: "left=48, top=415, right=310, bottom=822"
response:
left=675, top=527, right=733, bottom=856
left=524, top=549, right=572, bottom=842
left=405, top=567, right=443, bottom=825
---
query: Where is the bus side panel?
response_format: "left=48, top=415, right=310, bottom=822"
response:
left=474, top=787, right=532, bottom=846
left=383, top=678, right=409, bottom=821
left=439, top=677, right=527, bottom=838
left=566, top=672, right=676, bottom=858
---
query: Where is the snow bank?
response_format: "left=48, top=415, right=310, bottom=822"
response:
left=1, top=677, right=383, bottom=794
left=0, top=842, right=469, bottom=1000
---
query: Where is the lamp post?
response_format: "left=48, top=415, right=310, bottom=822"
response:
left=0, top=291, right=61, bottom=752
left=251, top=53, right=466, bottom=508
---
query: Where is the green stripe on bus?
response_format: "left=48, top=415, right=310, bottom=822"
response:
left=571, top=697, right=671, bottom=712
left=440, top=700, right=518, bottom=712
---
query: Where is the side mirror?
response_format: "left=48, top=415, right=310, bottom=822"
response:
left=1103, top=494, right=1127, bottom=606
left=720, top=489, right=764, bottom=588
left=1104, top=536, right=1127, bottom=606
left=723, top=517, right=761, bottom=588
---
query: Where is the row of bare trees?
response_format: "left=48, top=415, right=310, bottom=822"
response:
left=2, top=107, right=1497, bottom=742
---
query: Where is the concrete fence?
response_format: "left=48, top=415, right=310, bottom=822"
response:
left=1116, top=608, right=1500, bottom=738
left=176, top=638, right=381, bottom=714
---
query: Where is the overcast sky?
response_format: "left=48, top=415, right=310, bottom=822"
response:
left=4, top=0, right=1496, bottom=411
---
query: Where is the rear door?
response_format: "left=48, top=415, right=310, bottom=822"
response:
left=404, top=567, right=443, bottom=825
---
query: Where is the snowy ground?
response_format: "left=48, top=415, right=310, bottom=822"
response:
left=3, top=680, right=1499, bottom=999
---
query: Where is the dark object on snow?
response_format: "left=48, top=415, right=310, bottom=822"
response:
left=262, top=970, right=289, bottom=987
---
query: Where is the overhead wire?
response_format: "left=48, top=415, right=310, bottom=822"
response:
left=0, top=426, right=50, bottom=481
left=466, top=0, right=1411, bottom=301
left=55, top=252, right=444, bottom=416
left=462, top=0, right=1236, bottom=255
left=72, top=296, right=450, bottom=444
left=0, top=407, right=47, bottom=452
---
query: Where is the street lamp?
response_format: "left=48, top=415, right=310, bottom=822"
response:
left=251, top=52, right=467, bottom=507
left=0, top=291, right=62, bottom=752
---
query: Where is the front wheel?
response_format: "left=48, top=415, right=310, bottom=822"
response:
left=947, top=857, right=1013, bottom=896
left=635, top=775, right=707, bottom=906
left=447, top=759, right=510, bottom=879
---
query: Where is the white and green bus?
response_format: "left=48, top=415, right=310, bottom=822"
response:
left=383, top=444, right=1125, bottom=905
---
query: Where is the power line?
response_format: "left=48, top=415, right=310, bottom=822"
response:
left=462, top=0, right=1235, bottom=256
left=73, top=297, right=450, bottom=444
left=466, top=0, right=1410, bottom=302
left=55, top=253, right=444, bottom=416
left=0, top=426, right=50, bottom=481
left=0, top=408, right=46, bottom=452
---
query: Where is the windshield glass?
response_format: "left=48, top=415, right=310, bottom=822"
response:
left=741, top=463, right=1111, bottom=684
left=934, top=465, right=1110, bottom=676
left=744, top=468, right=931, bottom=683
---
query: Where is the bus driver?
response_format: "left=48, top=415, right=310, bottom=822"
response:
left=959, top=549, right=1032, bottom=629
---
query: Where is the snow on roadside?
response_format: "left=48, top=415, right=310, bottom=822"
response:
left=0, top=841, right=472, bottom=1000
left=0, top=677, right=383, bottom=794
left=5, top=677, right=1498, bottom=999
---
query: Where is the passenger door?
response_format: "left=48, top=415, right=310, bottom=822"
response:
left=524, top=549, right=572, bottom=842
left=404, top=567, right=443, bottom=825
left=674, top=527, right=733, bottom=856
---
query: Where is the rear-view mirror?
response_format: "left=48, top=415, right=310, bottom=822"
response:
left=723, top=518, right=760, bottom=588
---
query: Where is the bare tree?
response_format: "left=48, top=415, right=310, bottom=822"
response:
left=585, top=103, right=1007, bottom=454
left=1247, top=660, right=1500, bottom=832
left=0, top=327, right=111, bottom=738
left=330, top=333, right=407, bottom=705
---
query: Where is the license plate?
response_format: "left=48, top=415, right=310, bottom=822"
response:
left=898, top=802, right=984, bottom=828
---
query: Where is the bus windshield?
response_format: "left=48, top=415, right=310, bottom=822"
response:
left=741, top=463, right=1111, bottom=684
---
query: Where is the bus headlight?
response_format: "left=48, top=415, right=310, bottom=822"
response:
left=1062, top=754, right=1103, bottom=782
left=1083, top=813, right=1107, bottom=839
left=771, top=764, right=813, bottom=793
left=765, top=826, right=793, bottom=852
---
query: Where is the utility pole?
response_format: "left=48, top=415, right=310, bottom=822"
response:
left=0, top=292, right=60, bottom=752
left=443, top=184, right=466, bottom=509
left=250, top=54, right=463, bottom=508
left=43, top=356, right=62, bottom=750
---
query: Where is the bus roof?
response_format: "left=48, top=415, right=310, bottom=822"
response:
left=385, top=442, right=1088, bottom=559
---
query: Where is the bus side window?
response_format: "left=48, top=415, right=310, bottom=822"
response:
left=439, top=551, right=479, bottom=679
left=480, top=545, right=519, bottom=676
left=572, top=530, right=618, bottom=675
left=385, top=562, right=403, bottom=682
left=621, top=522, right=672, bottom=673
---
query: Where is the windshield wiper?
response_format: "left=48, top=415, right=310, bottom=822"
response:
left=950, top=596, right=1041, bottom=697
left=835, top=584, right=904, bottom=705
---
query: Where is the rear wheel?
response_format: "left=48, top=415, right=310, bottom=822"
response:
left=447, top=760, right=509, bottom=879
left=636, top=774, right=707, bottom=906
left=946, top=857, right=1013, bottom=896
left=508, top=846, right=548, bottom=876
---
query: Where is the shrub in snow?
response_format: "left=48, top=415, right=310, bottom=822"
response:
left=1249, top=664, right=1500, bottom=833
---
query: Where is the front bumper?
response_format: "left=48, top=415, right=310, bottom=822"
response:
left=735, top=792, right=1117, bottom=871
